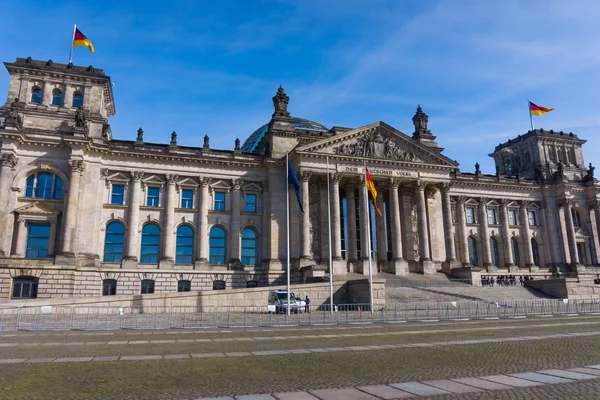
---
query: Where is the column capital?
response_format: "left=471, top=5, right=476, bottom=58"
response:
left=130, top=170, right=144, bottom=181
left=199, top=176, right=212, bottom=187
left=425, top=186, right=438, bottom=199
left=520, top=200, right=531, bottom=210
left=500, top=198, right=511, bottom=208
left=17, top=217, right=26, bottom=224
left=1, top=153, right=18, bottom=169
left=456, top=195, right=467, bottom=205
left=416, top=180, right=428, bottom=191
left=558, top=198, right=574, bottom=208
left=165, top=174, right=179, bottom=185
left=440, top=182, right=452, bottom=194
left=68, top=159, right=85, bottom=173
left=590, top=200, right=600, bottom=209
left=99, top=168, right=110, bottom=180
left=479, top=197, right=488, bottom=205
left=231, top=178, right=243, bottom=190
left=299, top=171, right=312, bottom=182
left=330, top=172, right=343, bottom=184
left=389, top=178, right=402, bottom=189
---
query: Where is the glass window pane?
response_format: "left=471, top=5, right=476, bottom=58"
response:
left=214, top=192, right=225, bottom=210
left=52, top=90, right=63, bottom=106
left=178, top=280, right=191, bottom=292
left=26, top=223, right=50, bottom=259
left=72, top=93, right=83, bottom=108
left=104, top=222, right=125, bottom=262
left=147, top=187, right=160, bottom=207
left=111, top=184, right=124, bottom=204
left=53, top=177, right=63, bottom=199
left=140, top=224, right=160, bottom=263
left=246, top=194, right=257, bottom=212
left=31, top=88, right=42, bottom=104
left=181, top=189, right=193, bottom=209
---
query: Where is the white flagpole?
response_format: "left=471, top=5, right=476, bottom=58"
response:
left=286, top=153, right=291, bottom=317
left=528, top=98, right=534, bottom=131
left=69, top=24, right=77, bottom=64
left=326, top=156, right=334, bottom=313
left=364, top=160, right=374, bottom=316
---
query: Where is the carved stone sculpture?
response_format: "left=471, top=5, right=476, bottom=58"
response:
left=272, top=85, right=290, bottom=118
left=74, top=107, right=86, bottom=128
left=333, top=130, right=419, bottom=162
left=5, top=98, right=22, bottom=128
left=234, top=138, right=241, bottom=153
left=170, top=131, right=177, bottom=146
left=136, top=128, right=144, bottom=142
left=203, top=135, right=210, bottom=149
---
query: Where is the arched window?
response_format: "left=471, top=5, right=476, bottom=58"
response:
left=175, top=225, right=194, bottom=264
left=104, top=222, right=125, bottom=262
left=31, top=87, right=42, bottom=104
left=52, top=89, right=63, bottom=106
left=511, top=238, right=521, bottom=267
left=12, top=276, right=38, bottom=299
left=531, top=238, right=540, bottom=266
left=177, top=280, right=191, bottom=292
left=468, top=236, right=478, bottom=266
left=25, top=172, right=63, bottom=199
left=72, top=92, right=83, bottom=108
left=140, top=223, right=160, bottom=263
left=490, top=237, right=500, bottom=268
left=241, top=228, right=257, bottom=266
left=209, top=226, right=226, bottom=264
left=102, top=279, right=117, bottom=296
left=572, top=209, right=582, bottom=228
left=141, top=279, right=155, bottom=294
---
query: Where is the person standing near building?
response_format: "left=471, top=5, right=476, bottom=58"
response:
left=305, top=295, right=310, bottom=313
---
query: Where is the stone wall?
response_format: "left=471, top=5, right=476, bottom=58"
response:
left=2, top=279, right=386, bottom=309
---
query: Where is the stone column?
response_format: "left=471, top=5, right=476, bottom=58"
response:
left=500, top=200, right=514, bottom=268
left=375, top=194, right=387, bottom=269
left=456, top=196, right=470, bottom=266
left=343, top=183, right=358, bottom=270
left=330, top=173, right=343, bottom=262
left=416, top=181, right=435, bottom=274
left=561, top=199, right=581, bottom=270
left=161, top=174, right=178, bottom=264
left=196, top=177, right=211, bottom=267
left=591, top=201, right=600, bottom=266
left=124, top=171, right=143, bottom=261
left=478, top=197, right=494, bottom=270
left=300, top=171, right=312, bottom=261
left=13, top=218, right=27, bottom=257
left=0, top=154, right=17, bottom=256
left=47, top=221, right=57, bottom=257
left=440, top=183, right=457, bottom=271
left=520, top=201, right=536, bottom=270
left=60, top=160, right=85, bottom=256
left=389, top=179, right=408, bottom=275
left=358, top=175, right=370, bottom=274
left=42, top=80, right=53, bottom=106
left=229, top=179, right=242, bottom=264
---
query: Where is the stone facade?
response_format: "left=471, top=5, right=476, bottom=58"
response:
left=0, top=57, right=599, bottom=301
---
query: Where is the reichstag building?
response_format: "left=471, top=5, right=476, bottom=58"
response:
left=0, top=57, right=598, bottom=300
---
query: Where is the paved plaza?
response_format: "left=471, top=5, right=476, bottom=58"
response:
left=2, top=316, right=600, bottom=399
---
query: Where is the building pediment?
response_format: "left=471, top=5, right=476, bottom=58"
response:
left=14, top=201, right=60, bottom=221
left=176, top=177, right=199, bottom=187
left=295, top=121, right=457, bottom=167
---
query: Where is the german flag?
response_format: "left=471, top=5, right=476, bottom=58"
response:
left=529, top=101, right=554, bottom=116
left=73, top=28, right=94, bottom=53
left=366, top=169, right=383, bottom=216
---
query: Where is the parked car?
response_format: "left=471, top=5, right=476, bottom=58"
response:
left=267, top=290, right=300, bottom=314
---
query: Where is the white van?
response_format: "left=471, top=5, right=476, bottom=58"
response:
left=267, top=290, right=300, bottom=314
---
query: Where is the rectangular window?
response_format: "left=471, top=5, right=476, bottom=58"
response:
left=181, top=189, right=193, bottom=209
left=487, top=209, right=497, bottom=225
left=102, top=279, right=117, bottom=296
left=509, top=210, right=518, bottom=225
left=26, top=223, right=51, bottom=259
left=466, top=207, right=475, bottom=224
left=214, top=191, right=225, bottom=211
left=111, top=184, right=124, bottom=205
left=528, top=211, right=537, bottom=226
left=147, top=187, right=160, bottom=207
left=245, top=194, right=257, bottom=212
left=141, top=280, right=155, bottom=294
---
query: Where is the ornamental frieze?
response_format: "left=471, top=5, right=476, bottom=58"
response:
left=333, top=130, right=421, bottom=162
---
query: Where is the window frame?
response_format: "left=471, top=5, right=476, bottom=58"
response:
left=528, top=210, right=537, bottom=226
left=140, top=223, right=160, bottom=263
left=467, top=236, right=478, bottom=266
left=102, top=279, right=117, bottom=296
left=175, top=225, right=194, bottom=264
left=51, top=88, right=63, bottom=106
left=177, top=280, right=191, bottom=292
left=511, top=238, right=521, bottom=267
left=140, top=279, right=155, bottom=294
left=146, top=186, right=160, bottom=207
left=245, top=193, right=257, bottom=213
left=110, top=184, right=125, bottom=205
left=103, top=221, right=125, bottom=263
left=241, top=227, right=258, bottom=266
left=181, top=188, right=194, bottom=209
left=487, top=208, right=498, bottom=225
left=31, top=87, right=42, bottom=104
left=508, top=209, right=518, bottom=226
left=25, top=223, right=51, bottom=259
left=466, top=207, right=476, bottom=224
left=11, top=277, right=38, bottom=299
left=25, top=172, right=63, bottom=200
left=72, top=92, right=84, bottom=108
left=209, top=226, right=227, bottom=265
left=213, top=191, right=226, bottom=211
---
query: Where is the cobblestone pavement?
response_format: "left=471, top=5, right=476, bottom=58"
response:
left=1, top=315, right=600, bottom=399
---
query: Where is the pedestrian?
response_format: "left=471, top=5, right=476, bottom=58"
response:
left=519, top=275, right=524, bottom=286
left=305, top=295, right=310, bottom=313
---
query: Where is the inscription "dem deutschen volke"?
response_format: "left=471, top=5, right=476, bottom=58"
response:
left=337, top=164, right=419, bottom=178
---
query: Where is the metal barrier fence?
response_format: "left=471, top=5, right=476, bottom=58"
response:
left=2, top=299, right=600, bottom=331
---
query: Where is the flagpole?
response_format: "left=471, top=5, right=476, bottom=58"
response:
left=286, top=153, right=291, bottom=317
left=69, top=24, right=77, bottom=64
left=326, top=156, right=334, bottom=313
left=528, top=98, right=534, bottom=131
left=364, top=160, right=374, bottom=317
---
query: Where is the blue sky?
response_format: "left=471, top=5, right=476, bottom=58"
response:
left=2, top=0, right=599, bottom=173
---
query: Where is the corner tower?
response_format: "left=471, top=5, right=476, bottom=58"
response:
left=1, top=57, right=115, bottom=139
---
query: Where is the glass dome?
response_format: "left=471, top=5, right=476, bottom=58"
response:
left=241, top=117, right=331, bottom=153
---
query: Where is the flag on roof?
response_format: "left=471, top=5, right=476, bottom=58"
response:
left=529, top=101, right=554, bottom=116
left=73, top=28, right=94, bottom=53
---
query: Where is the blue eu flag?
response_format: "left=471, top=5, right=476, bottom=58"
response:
left=287, top=160, right=304, bottom=214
